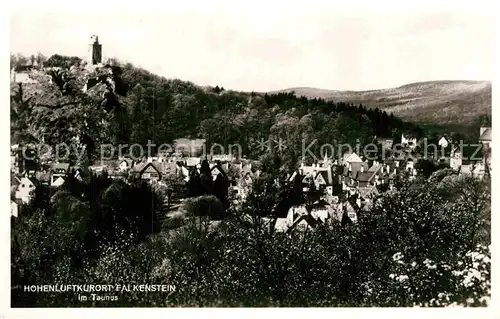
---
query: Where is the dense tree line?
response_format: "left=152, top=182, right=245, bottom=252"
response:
left=11, top=157, right=490, bottom=307
left=10, top=54, right=490, bottom=307
left=11, top=54, right=423, bottom=165
left=11, top=173, right=163, bottom=307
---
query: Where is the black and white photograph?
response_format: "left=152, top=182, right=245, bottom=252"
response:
left=5, top=0, right=495, bottom=311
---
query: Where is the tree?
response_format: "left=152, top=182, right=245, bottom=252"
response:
left=162, top=172, right=185, bottom=206
left=415, top=159, right=439, bottom=178
left=199, top=160, right=213, bottom=195
left=212, top=173, right=229, bottom=209
left=186, top=169, right=203, bottom=198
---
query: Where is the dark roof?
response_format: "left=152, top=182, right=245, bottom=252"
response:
left=210, top=164, right=228, bottom=179
left=288, top=214, right=321, bottom=233
left=11, top=175, right=20, bottom=186
left=479, top=128, right=492, bottom=141
left=357, top=171, right=377, bottom=183
left=343, top=162, right=369, bottom=178
left=368, top=163, right=384, bottom=173
left=119, top=158, right=133, bottom=166
left=137, top=162, right=162, bottom=174
left=132, top=161, right=175, bottom=174
left=317, top=169, right=334, bottom=186
left=13, top=65, right=34, bottom=72
left=51, top=162, right=70, bottom=171
left=346, top=194, right=363, bottom=208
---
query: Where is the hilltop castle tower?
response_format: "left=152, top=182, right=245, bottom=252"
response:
left=88, top=35, right=102, bottom=65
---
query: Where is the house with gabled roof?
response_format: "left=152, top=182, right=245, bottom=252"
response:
left=343, top=196, right=362, bottom=223
left=340, top=161, right=369, bottom=191
left=318, top=152, right=335, bottom=168
left=288, top=214, right=321, bottom=232
left=50, top=162, right=70, bottom=185
left=376, top=137, right=395, bottom=150
left=401, top=133, right=417, bottom=149
left=231, top=162, right=256, bottom=200
left=458, top=162, right=485, bottom=179
left=438, top=136, right=450, bottom=149
left=118, top=158, right=134, bottom=172
left=210, top=162, right=229, bottom=181
left=185, top=157, right=201, bottom=168
left=11, top=65, right=39, bottom=83
left=15, top=176, right=37, bottom=204
left=313, top=169, right=335, bottom=195
left=284, top=199, right=334, bottom=232
left=132, top=162, right=162, bottom=184
left=479, top=127, right=492, bottom=174
left=356, top=170, right=379, bottom=188
left=342, top=152, right=363, bottom=165
left=479, top=127, right=492, bottom=145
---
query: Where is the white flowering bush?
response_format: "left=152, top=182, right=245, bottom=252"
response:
left=385, top=245, right=490, bottom=307
left=11, top=161, right=490, bottom=307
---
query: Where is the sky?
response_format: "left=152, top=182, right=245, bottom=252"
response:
left=9, top=0, right=495, bottom=92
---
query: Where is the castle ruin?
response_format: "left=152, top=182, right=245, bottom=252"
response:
left=88, top=35, right=102, bottom=65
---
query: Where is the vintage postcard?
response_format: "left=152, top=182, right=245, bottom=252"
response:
left=5, top=0, right=494, bottom=313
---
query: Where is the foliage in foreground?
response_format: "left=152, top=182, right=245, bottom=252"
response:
left=11, top=169, right=490, bottom=307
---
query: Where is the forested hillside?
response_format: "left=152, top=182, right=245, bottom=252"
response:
left=11, top=54, right=424, bottom=163
left=272, top=81, right=492, bottom=133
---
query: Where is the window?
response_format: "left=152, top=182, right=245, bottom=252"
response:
left=21, top=184, right=25, bottom=188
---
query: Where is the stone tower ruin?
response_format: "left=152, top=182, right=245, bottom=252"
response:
left=88, top=35, right=102, bottom=65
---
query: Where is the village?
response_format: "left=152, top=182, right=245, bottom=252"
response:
left=9, top=8, right=493, bottom=307
left=9, top=35, right=492, bottom=233
left=10, top=125, right=492, bottom=233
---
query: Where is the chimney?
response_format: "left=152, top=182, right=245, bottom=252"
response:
left=356, top=197, right=361, bottom=208
left=393, top=168, right=397, bottom=175
left=395, top=160, right=400, bottom=167
left=348, top=163, right=352, bottom=172
left=386, top=164, right=390, bottom=174
left=239, top=162, right=243, bottom=170
left=300, top=162, right=304, bottom=169
left=360, top=165, right=365, bottom=173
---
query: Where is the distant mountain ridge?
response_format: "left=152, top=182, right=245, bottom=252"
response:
left=270, top=80, right=492, bottom=126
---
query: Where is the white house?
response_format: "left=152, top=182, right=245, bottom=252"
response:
left=11, top=200, right=18, bottom=218
left=479, top=127, right=492, bottom=174
left=15, top=176, right=37, bottom=204
left=450, top=149, right=463, bottom=171
left=51, top=176, right=66, bottom=187
left=479, top=127, right=492, bottom=149
left=342, top=152, right=363, bottom=165
left=118, top=159, right=133, bottom=172
left=11, top=66, right=38, bottom=84
left=438, top=136, right=450, bottom=149
left=401, top=134, right=417, bottom=149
